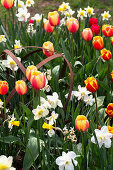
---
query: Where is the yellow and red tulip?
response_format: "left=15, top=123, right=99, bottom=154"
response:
left=102, top=25, right=113, bottom=37
left=48, top=11, right=59, bottom=26
left=15, top=80, right=27, bottom=95
left=44, top=20, right=54, bottom=33
left=75, top=115, right=89, bottom=132
left=1, top=0, right=14, bottom=9
left=92, top=36, right=104, bottom=50
left=101, top=48, right=112, bottom=61
left=66, top=17, right=79, bottom=33
left=82, top=28, right=93, bottom=41
left=26, top=65, right=37, bottom=81
left=30, top=71, right=46, bottom=90
left=43, top=41, right=54, bottom=57
left=84, top=77, right=99, bottom=92
left=0, top=81, right=9, bottom=95
left=105, top=103, right=113, bottom=117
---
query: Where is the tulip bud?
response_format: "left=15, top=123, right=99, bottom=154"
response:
left=43, top=41, right=54, bottom=57
left=66, top=17, right=79, bottom=33
left=91, top=24, right=100, bottom=36
left=44, top=20, right=54, bottom=33
left=105, top=103, right=113, bottom=117
left=75, top=115, right=89, bottom=132
left=48, top=11, right=59, bottom=26
left=30, top=71, right=46, bottom=90
left=26, top=65, right=37, bottom=81
left=82, top=28, right=93, bottom=41
left=15, top=80, right=27, bottom=95
left=0, top=81, right=9, bottom=95
left=101, top=48, right=112, bottom=61
left=89, top=18, right=98, bottom=26
left=111, top=71, right=113, bottom=81
left=1, top=0, right=14, bottom=9
left=102, top=25, right=113, bottom=37
left=84, top=77, right=99, bottom=92
left=92, top=36, right=104, bottom=50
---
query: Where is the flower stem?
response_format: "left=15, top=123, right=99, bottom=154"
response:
left=94, top=92, right=98, bottom=128
left=22, top=96, right=25, bottom=131
left=3, top=95, right=6, bottom=120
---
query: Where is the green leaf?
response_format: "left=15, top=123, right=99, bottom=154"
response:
left=0, top=136, right=23, bottom=145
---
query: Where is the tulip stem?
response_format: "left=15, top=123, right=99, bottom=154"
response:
left=94, top=92, right=98, bottom=127
left=22, top=96, right=25, bottom=131
left=3, top=95, right=6, bottom=120
left=107, top=61, right=110, bottom=87
left=38, top=90, right=40, bottom=105
left=32, top=89, right=35, bottom=108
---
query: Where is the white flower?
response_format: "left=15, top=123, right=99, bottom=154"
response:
left=43, top=18, right=47, bottom=23
left=14, top=0, right=25, bottom=9
left=40, top=97, right=52, bottom=109
left=63, top=125, right=69, bottom=135
left=64, top=9, right=75, bottom=17
left=101, top=11, right=111, bottom=21
left=0, top=35, right=6, bottom=43
left=74, top=85, right=91, bottom=101
left=27, top=24, right=36, bottom=35
left=26, top=0, right=34, bottom=7
left=47, top=92, right=63, bottom=109
left=58, top=2, right=70, bottom=12
left=32, top=105, right=49, bottom=120
left=48, top=129, right=55, bottom=137
left=14, top=40, right=22, bottom=55
left=77, top=8, right=87, bottom=20
left=84, top=95, right=95, bottom=106
left=2, top=55, right=21, bottom=71
left=46, top=111, right=58, bottom=125
left=56, top=151, right=78, bottom=170
left=65, top=91, right=76, bottom=100
left=60, top=18, right=66, bottom=26
left=84, top=6, right=95, bottom=17
left=0, top=155, right=16, bottom=170
left=91, top=126, right=113, bottom=148
left=42, top=78, right=51, bottom=92
left=8, top=114, right=20, bottom=130
left=16, top=7, right=30, bottom=22
left=31, top=14, right=42, bottom=25
left=46, top=69, right=52, bottom=80
left=0, top=99, right=4, bottom=109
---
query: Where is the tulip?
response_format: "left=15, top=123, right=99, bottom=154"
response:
left=66, top=17, right=79, bottom=33
left=101, top=48, right=112, bottom=61
left=82, top=28, right=93, bottom=41
left=43, top=41, right=54, bottom=57
left=91, top=24, right=100, bottom=36
left=48, top=11, right=59, bottom=26
left=15, top=80, right=27, bottom=95
left=111, top=37, right=113, bottom=46
left=105, top=103, right=113, bottom=117
left=75, top=115, right=89, bottom=131
left=102, top=25, right=113, bottom=37
left=89, top=18, right=98, bottom=26
left=29, top=19, right=34, bottom=24
left=111, top=71, right=113, bottom=81
left=84, top=77, right=99, bottom=92
left=107, top=126, right=113, bottom=134
left=26, top=65, right=37, bottom=81
left=1, top=0, right=14, bottom=9
left=0, top=81, right=9, bottom=95
left=92, top=36, right=104, bottom=50
left=44, top=20, right=54, bottom=33
left=30, top=71, right=46, bottom=90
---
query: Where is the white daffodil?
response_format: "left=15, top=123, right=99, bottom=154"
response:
left=84, top=95, right=95, bottom=106
left=58, top=2, right=70, bottom=12
left=56, top=151, right=78, bottom=170
left=16, top=7, right=30, bottom=22
left=8, top=114, right=20, bottom=130
left=14, top=40, right=22, bottom=55
left=65, top=91, right=77, bottom=101
left=64, top=9, right=75, bottom=18
left=60, top=18, right=66, bottom=26
left=42, top=78, right=51, bottom=92
left=63, top=125, right=69, bottom=135
left=14, top=0, right=25, bottom=9
left=84, top=6, right=95, bottom=17
left=101, top=11, right=111, bottom=21
left=46, top=69, right=52, bottom=80
left=74, top=85, right=91, bottom=101
left=2, top=55, right=21, bottom=72
left=48, top=129, right=55, bottom=137
left=31, top=14, right=42, bottom=26
left=40, top=97, right=52, bottom=109
left=77, top=8, right=87, bottom=20
left=0, top=99, right=4, bottom=109
left=91, top=126, right=113, bottom=148
left=0, top=155, right=16, bottom=170
left=0, top=35, right=6, bottom=43
left=27, top=24, right=36, bottom=35
left=47, top=92, right=63, bottom=109
left=43, top=18, right=47, bottom=23
left=32, top=105, right=49, bottom=120
left=46, top=111, right=58, bottom=125
left=26, top=0, right=34, bottom=7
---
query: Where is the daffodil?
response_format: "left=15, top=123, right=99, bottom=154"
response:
left=46, top=111, right=58, bottom=125
left=16, top=7, right=30, bottom=22
left=32, top=105, right=49, bottom=120
left=14, top=0, right=25, bottom=9
left=84, top=6, right=95, bottom=17
left=0, top=35, right=6, bottom=43
left=84, top=95, right=95, bottom=106
left=58, top=2, right=70, bottom=12
left=31, top=14, right=42, bottom=26
left=101, top=11, right=111, bottom=20
left=0, top=155, right=15, bottom=170
left=26, top=0, right=34, bottom=7
left=42, top=122, right=55, bottom=137
left=8, top=114, right=20, bottom=130
left=14, top=40, right=22, bottom=55
left=77, top=8, right=87, bottom=20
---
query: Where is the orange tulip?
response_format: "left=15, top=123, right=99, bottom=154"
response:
left=101, top=48, right=112, bottom=61
left=107, top=126, right=113, bottom=134
left=1, top=0, right=14, bottom=9
left=48, top=11, right=59, bottom=26
left=84, top=77, right=99, bottom=92
left=0, top=81, right=9, bottom=95
left=75, top=115, right=89, bottom=132
left=92, top=36, right=104, bottom=50
left=43, top=41, right=54, bottom=57
left=66, top=17, right=79, bottom=33
left=105, top=103, right=113, bottom=117
left=30, top=71, right=46, bottom=90
left=111, top=37, right=113, bottom=46
left=102, top=25, right=113, bottom=37
left=111, top=71, right=113, bottom=81
left=44, top=20, right=54, bottom=33
left=15, top=80, right=27, bottom=95
left=26, top=65, right=37, bottom=81
left=82, top=28, right=93, bottom=41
